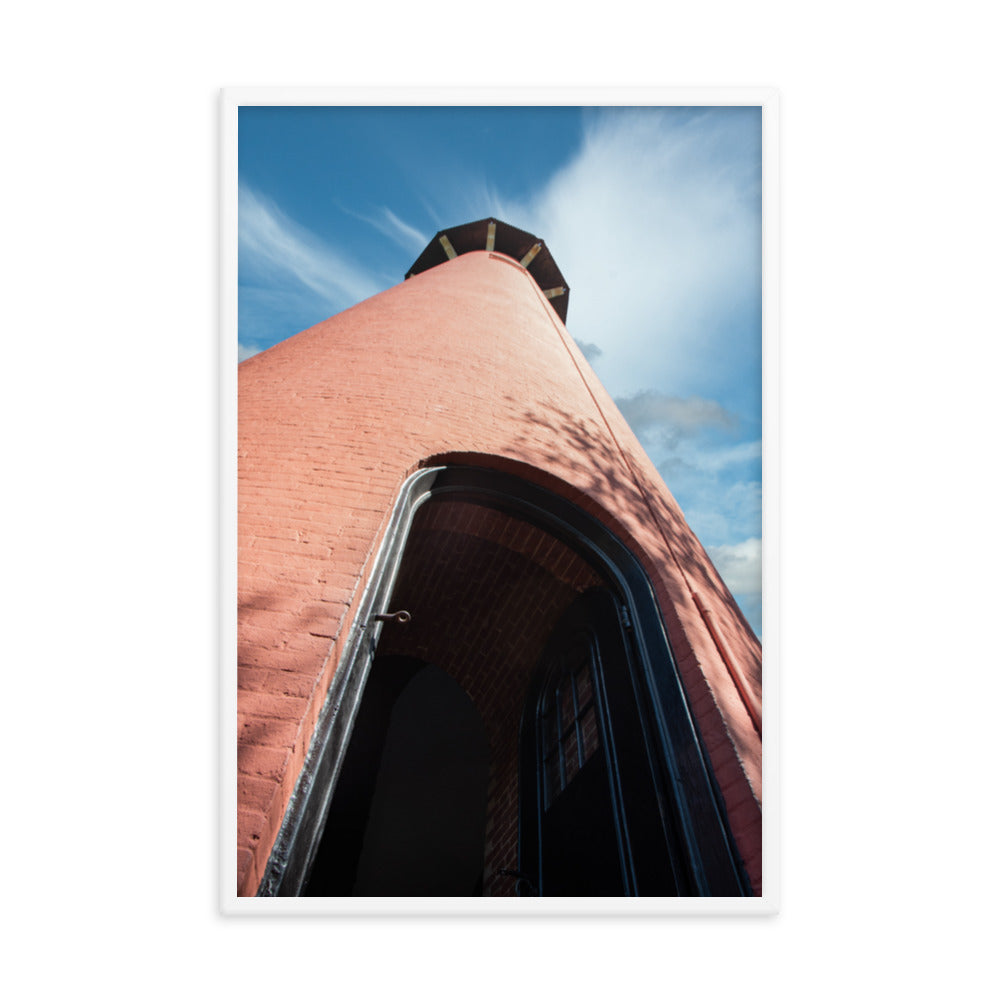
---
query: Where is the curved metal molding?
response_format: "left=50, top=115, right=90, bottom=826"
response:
left=256, top=468, right=441, bottom=896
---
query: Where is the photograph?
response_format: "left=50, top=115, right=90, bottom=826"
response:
left=229, top=96, right=770, bottom=909
left=8, top=2, right=995, bottom=991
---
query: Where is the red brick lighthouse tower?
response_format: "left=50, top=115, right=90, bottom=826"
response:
left=238, top=218, right=762, bottom=898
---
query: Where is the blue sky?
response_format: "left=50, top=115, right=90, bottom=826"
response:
left=238, top=105, right=762, bottom=635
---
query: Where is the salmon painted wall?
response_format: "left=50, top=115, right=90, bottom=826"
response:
left=237, top=249, right=762, bottom=896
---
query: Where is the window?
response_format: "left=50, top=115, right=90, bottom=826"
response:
left=538, top=633, right=602, bottom=810
left=521, top=588, right=685, bottom=896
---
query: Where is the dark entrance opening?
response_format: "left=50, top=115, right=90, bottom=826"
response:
left=258, top=466, right=750, bottom=898
left=303, top=656, right=489, bottom=896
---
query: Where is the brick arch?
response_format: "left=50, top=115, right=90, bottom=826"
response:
left=256, top=463, right=751, bottom=897
left=417, top=451, right=648, bottom=552
left=417, top=450, right=703, bottom=676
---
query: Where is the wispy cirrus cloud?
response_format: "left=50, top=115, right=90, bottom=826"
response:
left=381, top=208, right=428, bottom=252
left=238, top=184, right=382, bottom=354
left=685, top=439, right=762, bottom=474
left=238, top=341, right=264, bottom=362
left=337, top=203, right=429, bottom=255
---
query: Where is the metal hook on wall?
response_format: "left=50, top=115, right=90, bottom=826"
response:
left=369, top=609, right=412, bottom=626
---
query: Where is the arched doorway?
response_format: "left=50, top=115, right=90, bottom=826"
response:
left=257, top=465, right=750, bottom=897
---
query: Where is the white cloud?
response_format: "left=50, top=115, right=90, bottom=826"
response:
left=662, top=470, right=762, bottom=547
left=240, top=185, right=381, bottom=310
left=238, top=342, right=263, bottom=362
left=693, top=438, right=762, bottom=473
left=338, top=203, right=429, bottom=254
left=615, top=390, right=736, bottom=440
left=706, top=537, right=762, bottom=598
left=497, top=108, right=762, bottom=402
left=380, top=208, right=429, bottom=252
left=610, top=389, right=760, bottom=546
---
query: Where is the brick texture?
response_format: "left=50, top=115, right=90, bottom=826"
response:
left=238, top=249, right=763, bottom=896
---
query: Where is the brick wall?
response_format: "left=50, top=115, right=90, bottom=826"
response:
left=238, top=249, right=763, bottom=895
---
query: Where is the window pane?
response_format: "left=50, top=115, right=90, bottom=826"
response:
left=563, top=727, right=580, bottom=785
left=539, top=632, right=604, bottom=811
left=559, top=683, right=574, bottom=737
left=580, top=704, right=600, bottom=763
left=575, top=662, right=593, bottom=709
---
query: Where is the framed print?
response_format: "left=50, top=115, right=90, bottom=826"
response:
left=222, top=89, right=776, bottom=914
